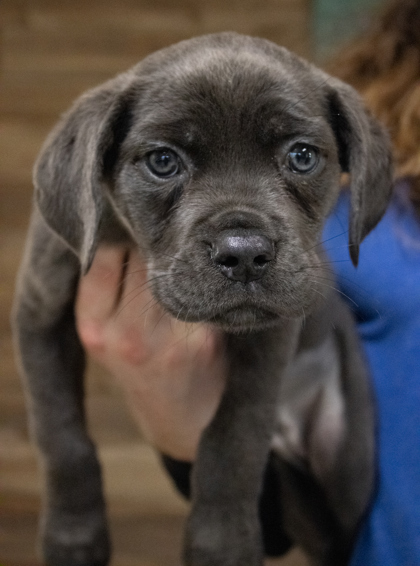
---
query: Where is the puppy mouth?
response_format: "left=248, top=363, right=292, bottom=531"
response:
left=156, top=287, right=282, bottom=331
left=152, top=275, right=308, bottom=331
left=208, top=305, right=281, bottom=332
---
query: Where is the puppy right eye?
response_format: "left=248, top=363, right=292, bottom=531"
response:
left=287, top=143, right=319, bottom=174
left=146, top=148, right=181, bottom=178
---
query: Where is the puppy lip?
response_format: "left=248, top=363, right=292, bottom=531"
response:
left=208, top=305, right=280, bottom=330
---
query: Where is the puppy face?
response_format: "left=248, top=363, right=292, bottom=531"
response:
left=109, top=43, right=343, bottom=331
left=35, top=34, right=392, bottom=332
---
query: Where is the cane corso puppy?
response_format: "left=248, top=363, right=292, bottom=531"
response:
left=13, top=33, right=392, bottom=566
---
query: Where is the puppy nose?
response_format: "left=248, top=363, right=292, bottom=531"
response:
left=211, top=233, right=275, bottom=283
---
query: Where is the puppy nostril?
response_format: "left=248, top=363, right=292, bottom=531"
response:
left=254, top=254, right=270, bottom=266
left=220, top=256, right=239, bottom=268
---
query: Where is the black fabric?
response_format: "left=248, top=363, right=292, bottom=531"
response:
left=161, top=453, right=193, bottom=500
left=160, top=451, right=292, bottom=557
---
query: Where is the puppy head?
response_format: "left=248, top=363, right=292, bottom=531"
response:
left=35, top=33, right=393, bottom=331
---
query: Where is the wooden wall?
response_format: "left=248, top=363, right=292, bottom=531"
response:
left=0, top=0, right=311, bottom=192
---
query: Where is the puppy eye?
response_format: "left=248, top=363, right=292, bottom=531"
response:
left=287, top=143, right=319, bottom=174
left=146, top=148, right=180, bottom=178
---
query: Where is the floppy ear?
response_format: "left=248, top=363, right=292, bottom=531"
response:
left=325, top=78, right=393, bottom=266
left=34, top=78, right=133, bottom=273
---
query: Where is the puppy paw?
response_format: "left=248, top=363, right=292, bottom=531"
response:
left=44, top=541, right=110, bottom=566
left=42, top=511, right=110, bottom=566
left=183, top=506, right=263, bottom=566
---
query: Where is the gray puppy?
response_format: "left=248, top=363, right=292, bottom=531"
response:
left=13, top=33, right=392, bottom=566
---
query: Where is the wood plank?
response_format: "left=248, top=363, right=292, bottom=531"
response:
left=0, top=70, right=115, bottom=117
left=0, top=118, right=52, bottom=185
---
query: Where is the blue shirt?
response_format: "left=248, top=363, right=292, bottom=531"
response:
left=323, top=181, right=420, bottom=565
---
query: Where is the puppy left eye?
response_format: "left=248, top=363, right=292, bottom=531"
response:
left=146, top=148, right=181, bottom=178
left=287, top=143, right=319, bottom=174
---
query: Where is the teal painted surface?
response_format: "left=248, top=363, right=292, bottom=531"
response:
left=313, top=0, right=385, bottom=61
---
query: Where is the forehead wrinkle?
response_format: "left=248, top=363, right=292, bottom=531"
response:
left=267, top=114, right=333, bottom=141
left=133, top=119, right=197, bottom=149
left=129, top=99, right=332, bottom=161
left=128, top=46, right=332, bottom=152
left=133, top=103, right=332, bottom=158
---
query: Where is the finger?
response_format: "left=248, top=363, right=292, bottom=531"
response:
left=76, top=246, right=129, bottom=351
left=105, top=249, right=156, bottom=364
left=118, top=249, right=153, bottom=311
left=118, top=250, right=174, bottom=335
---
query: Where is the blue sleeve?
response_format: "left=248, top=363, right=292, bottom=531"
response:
left=323, top=187, right=420, bottom=565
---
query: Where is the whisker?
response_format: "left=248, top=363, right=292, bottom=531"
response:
left=131, top=240, right=192, bottom=267
left=160, top=322, right=203, bottom=356
left=294, top=259, right=349, bottom=271
left=138, top=297, right=161, bottom=322
left=115, top=276, right=156, bottom=311
left=114, top=274, right=171, bottom=317
left=112, top=249, right=130, bottom=312
left=308, top=278, right=359, bottom=308
left=304, top=230, right=349, bottom=254
left=309, top=286, right=329, bottom=302
left=306, top=269, right=371, bottom=296
left=150, top=309, right=169, bottom=337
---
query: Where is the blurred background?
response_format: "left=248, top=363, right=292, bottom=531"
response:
left=0, top=0, right=384, bottom=564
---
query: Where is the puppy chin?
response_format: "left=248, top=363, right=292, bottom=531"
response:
left=153, top=286, right=319, bottom=333
left=208, top=307, right=282, bottom=333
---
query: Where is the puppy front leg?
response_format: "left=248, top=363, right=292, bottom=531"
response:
left=184, top=322, right=300, bottom=566
left=13, top=213, right=110, bottom=566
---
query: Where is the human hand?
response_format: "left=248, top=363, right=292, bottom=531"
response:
left=75, top=247, right=226, bottom=462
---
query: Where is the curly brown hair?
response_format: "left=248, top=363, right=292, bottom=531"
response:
left=327, top=0, right=420, bottom=209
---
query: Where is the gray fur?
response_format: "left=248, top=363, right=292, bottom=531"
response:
left=13, top=33, right=392, bottom=566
